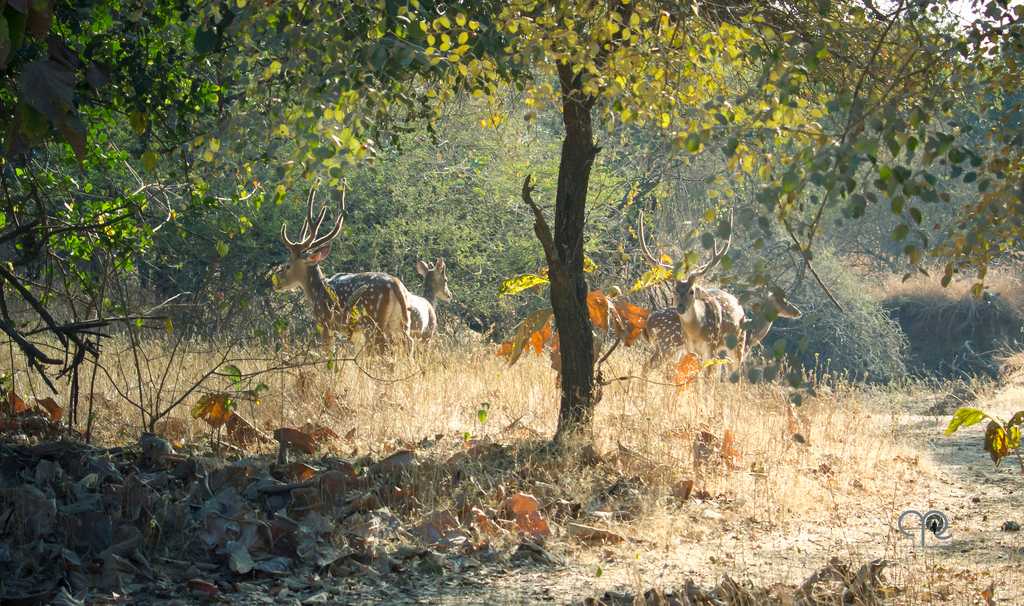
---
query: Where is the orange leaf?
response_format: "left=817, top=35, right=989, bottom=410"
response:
left=504, top=492, right=550, bottom=539
left=674, top=353, right=701, bottom=388
left=287, top=462, right=319, bottom=482
left=613, top=299, right=650, bottom=346
left=191, top=393, right=234, bottom=428
left=274, top=427, right=318, bottom=454
left=8, top=391, right=28, bottom=415
left=496, top=341, right=514, bottom=358
left=721, top=429, right=743, bottom=470
left=528, top=318, right=553, bottom=353
left=35, top=397, right=62, bottom=422
left=586, top=290, right=610, bottom=330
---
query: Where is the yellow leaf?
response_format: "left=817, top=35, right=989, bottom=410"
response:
left=630, top=265, right=672, bottom=293
left=498, top=273, right=549, bottom=296
left=455, top=13, right=467, bottom=26
left=458, top=31, right=468, bottom=45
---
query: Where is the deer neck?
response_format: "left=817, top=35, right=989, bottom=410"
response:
left=421, top=277, right=438, bottom=306
left=301, top=265, right=338, bottom=326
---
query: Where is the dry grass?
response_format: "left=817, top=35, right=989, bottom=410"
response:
left=876, top=267, right=1024, bottom=378
left=13, top=338, right=905, bottom=528
left=5, top=336, right=1019, bottom=603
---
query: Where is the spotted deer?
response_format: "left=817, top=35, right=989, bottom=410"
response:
left=640, top=288, right=802, bottom=375
left=271, top=183, right=413, bottom=355
left=408, top=258, right=453, bottom=340
left=637, top=211, right=800, bottom=375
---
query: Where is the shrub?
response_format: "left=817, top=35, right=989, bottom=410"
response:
left=760, top=249, right=909, bottom=383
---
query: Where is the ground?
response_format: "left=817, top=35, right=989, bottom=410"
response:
left=1, top=343, right=1022, bottom=605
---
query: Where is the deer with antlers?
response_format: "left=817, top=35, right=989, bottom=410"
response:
left=271, top=183, right=413, bottom=355
left=408, top=258, right=453, bottom=340
left=638, top=211, right=801, bottom=375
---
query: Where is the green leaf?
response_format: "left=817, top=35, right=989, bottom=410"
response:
left=781, top=171, right=800, bottom=193
left=685, top=132, right=701, bottom=153
left=477, top=402, right=490, bottom=424
left=215, top=241, right=229, bottom=258
left=891, top=224, right=909, bottom=241
left=141, top=150, right=158, bottom=173
left=944, top=407, right=988, bottom=435
left=221, top=364, right=242, bottom=386
left=194, top=28, right=217, bottom=53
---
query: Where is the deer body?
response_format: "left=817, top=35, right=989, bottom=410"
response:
left=272, top=183, right=412, bottom=354
left=407, top=258, right=452, bottom=340
left=326, top=272, right=413, bottom=351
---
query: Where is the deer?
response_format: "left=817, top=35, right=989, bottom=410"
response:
left=637, top=211, right=802, bottom=375
left=640, top=288, right=803, bottom=375
left=408, top=257, right=453, bottom=340
left=271, top=183, right=413, bottom=355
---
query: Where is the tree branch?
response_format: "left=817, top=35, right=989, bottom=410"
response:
left=521, top=175, right=559, bottom=269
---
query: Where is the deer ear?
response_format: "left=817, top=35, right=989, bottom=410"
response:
left=305, top=243, right=331, bottom=264
left=416, top=260, right=430, bottom=276
left=436, top=257, right=446, bottom=270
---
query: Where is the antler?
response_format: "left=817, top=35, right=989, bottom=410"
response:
left=638, top=211, right=672, bottom=269
left=280, top=178, right=345, bottom=253
left=691, top=209, right=733, bottom=278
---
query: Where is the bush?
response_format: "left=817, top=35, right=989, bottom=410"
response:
left=761, top=249, right=909, bottom=383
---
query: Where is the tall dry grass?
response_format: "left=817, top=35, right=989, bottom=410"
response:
left=4, top=335, right=915, bottom=532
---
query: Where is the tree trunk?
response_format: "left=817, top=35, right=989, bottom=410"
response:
left=550, top=63, right=599, bottom=440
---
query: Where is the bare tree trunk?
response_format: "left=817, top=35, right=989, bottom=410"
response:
left=551, top=64, right=598, bottom=440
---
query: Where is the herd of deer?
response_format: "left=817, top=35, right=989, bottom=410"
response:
left=271, top=185, right=802, bottom=376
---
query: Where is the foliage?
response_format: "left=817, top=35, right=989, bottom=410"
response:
left=762, top=249, right=909, bottom=383
left=945, top=407, right=1024, bottom=471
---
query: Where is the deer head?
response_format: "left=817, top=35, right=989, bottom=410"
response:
left=272, top=180, right=344, bottom=292
left=415, top=257, right=453, bottom=303
left=639, top=210, right=733, bottom=317
left=765, top=286, right=802, bottom=319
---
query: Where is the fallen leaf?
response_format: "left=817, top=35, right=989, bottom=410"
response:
left=35, top=397, right=62, bottom=422
left=299, top=423, right=340, bottom=447
left=8, top=390, right=29, bottom=415
left=273, top=428, right=317, bottom=454
left=470, top=507, right=503, bottom=537
left=287, top=462, right=318, bottom=482
left=370, top=449, right=417, bottom=474
left=567, top=522, right=624, bottom=544
left=504, top=493, right=550, bottom=539
left=186, top=578, right=220, bottom=597
left=227, top=541, right=255, bottom=574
